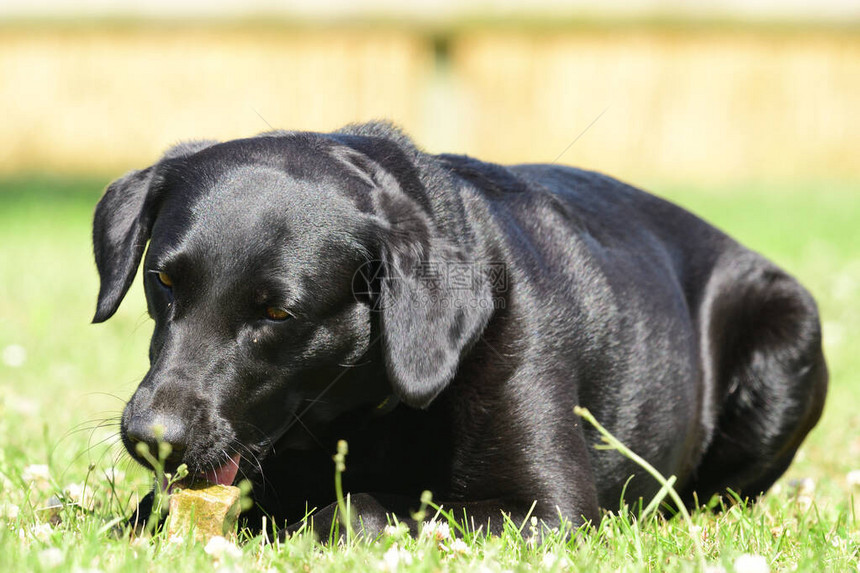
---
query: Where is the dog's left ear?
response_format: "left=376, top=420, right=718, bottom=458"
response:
left=92, top=140, right=216, bottom=323
left=335, top=141, right=494, bottom=408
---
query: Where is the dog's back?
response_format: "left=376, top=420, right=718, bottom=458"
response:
left=444, top=155, right=828, bottom=508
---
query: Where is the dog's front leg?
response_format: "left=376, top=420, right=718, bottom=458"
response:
left=280, top=494, right=597, bottom=541
left=279, top=493, right=403, bottom=541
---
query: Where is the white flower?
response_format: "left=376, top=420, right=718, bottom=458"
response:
left=846, top=470, right=860, bottom=488
left=733, top=553, right=769, bottom=573
left=29, top=522, right=54, bottom=543
left=2, top=344, right=27, bottom=367
left=6, top=395, right=39, bottom=415
left=63, top=483, right=94, bottom=509
left=204, top=535, right=242, bottom=560
left=383, top=523, right=410, bottom=539
left=22, top=464, right=51, bottom=485
left=0, top=502, right=20, bottom=520
left=788, top=477, right=815, bottom=510
left=790, top=477, right=815, bottom=495
left=420, top=520, right=451, bottom=542
left=380, top=544, right=413, bottom=571
left=38, top=548, right=64, bottom=569
left=65, top=483, right=83, bottom=501
left=796, top=494, right=814, bottom=511
left=542, top=552, right=570, bottom=569
left=445, top=538, right=469, bottom=555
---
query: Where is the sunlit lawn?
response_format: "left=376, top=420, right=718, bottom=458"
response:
left=0, top=175, right=857, bottom=571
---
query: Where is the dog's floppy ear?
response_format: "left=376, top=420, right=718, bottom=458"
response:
left=336, top=141, right=494, bottom=408
left=92, top=140, right=216, bottom=323
left=92, top=167, right=160, bottom=323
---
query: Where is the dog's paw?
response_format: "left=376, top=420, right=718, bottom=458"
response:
left=277, top=493, right=396, bottom=543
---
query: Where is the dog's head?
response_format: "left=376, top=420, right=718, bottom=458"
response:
left=92, top=126, right=493, bottom=484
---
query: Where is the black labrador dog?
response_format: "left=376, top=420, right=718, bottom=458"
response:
left=92, top=121, right=827, bottom=536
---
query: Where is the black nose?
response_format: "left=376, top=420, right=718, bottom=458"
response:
left=125, top=414, right=188, bottom=469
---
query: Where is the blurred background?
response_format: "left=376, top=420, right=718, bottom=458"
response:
left=0, top=0, right=858, bottom=509
left=1, top=0, right=858, bottom=183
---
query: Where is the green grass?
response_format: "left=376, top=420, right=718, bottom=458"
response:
left=0, top=175, right=858, bottom=571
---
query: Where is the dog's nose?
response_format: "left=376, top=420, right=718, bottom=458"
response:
left=125, top=414, right=188, bottom=468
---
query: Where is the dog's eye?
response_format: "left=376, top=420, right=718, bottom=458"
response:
left=265, top=307, right=291, bottom=321
left=156, top=272, right=173, bottom=288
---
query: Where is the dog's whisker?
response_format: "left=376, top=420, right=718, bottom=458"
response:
left=59, top=416, right=122, bottom=440
left=231, top=442, right=264, bottom=478
left=265, top=342, right=386, bottom=454
left=85, top=433, right=123, bottom=458
left=79, top=391, right=128, bottom=404
left=335, top=359, right=372, bottom=368
left=267, top=370, right=350, bottom=446
left=55, top=416, right=123, bottom=475
left=227, top=424, right=277, bottom=482
left=289, top=413, right=327, bottom=452
left=59, top=434, right=125, bottom=485
left=88, top=438, right=126, bottom=475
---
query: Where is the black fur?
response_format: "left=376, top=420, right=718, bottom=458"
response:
left=93, top=122, right=827, bottom=536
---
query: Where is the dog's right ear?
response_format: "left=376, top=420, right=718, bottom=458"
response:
left=92, top=140, right=216, bottom=323
left=92, top=167, right=159, bottom=323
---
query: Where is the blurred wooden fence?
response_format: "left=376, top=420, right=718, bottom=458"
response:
left=0, top=23, right=857, bottom=183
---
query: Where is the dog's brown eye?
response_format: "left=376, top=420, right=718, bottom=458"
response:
left=265, top=307, right=291, bottom=321
left=157, top=272, right=173, bottom=288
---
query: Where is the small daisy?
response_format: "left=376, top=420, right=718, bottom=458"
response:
left=204, top=535, right=242, bottom=560
left=22, top=464, right=51, bottom=485
left=445, top=538, right=469, bottom=555
left=380, top=544, right=413, bottom=571
left=733, top=553, right=769, bottom=573
left=420, top=519, right=450, bottom=542
left=2, top=344, right=27, bottom=368
left=37, top=547, right=64, bottom=569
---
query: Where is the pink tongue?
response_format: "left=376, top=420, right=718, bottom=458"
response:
left=201, top=454, right=241, bottom=486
